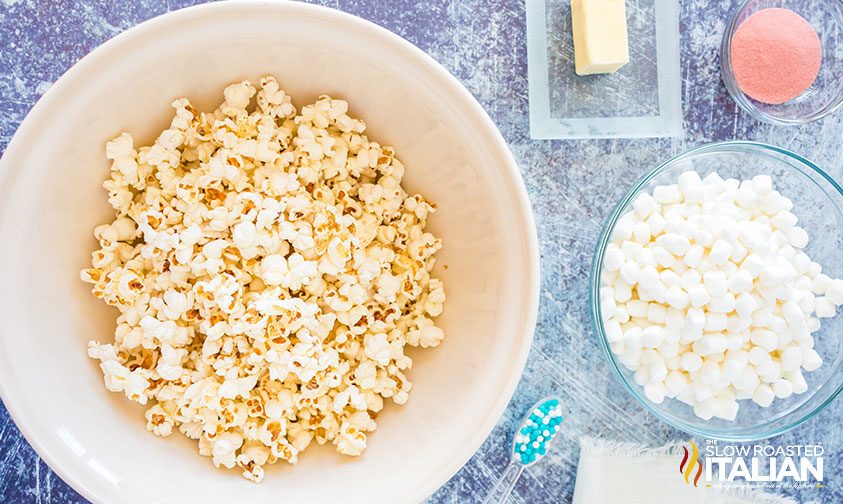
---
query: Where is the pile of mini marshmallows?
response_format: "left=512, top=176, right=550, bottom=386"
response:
left=600, top=171, right=843, bottom=421
left=513, top=398, right=563, bottom=464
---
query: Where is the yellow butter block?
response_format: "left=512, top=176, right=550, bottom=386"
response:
left=571, top=0, right=630, bottom=75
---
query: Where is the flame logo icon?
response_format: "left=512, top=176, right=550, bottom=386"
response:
left=679, top=441, right=703, bottom=487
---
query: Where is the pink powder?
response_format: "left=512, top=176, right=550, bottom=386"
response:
left=730, top=8, right=822, bottom=105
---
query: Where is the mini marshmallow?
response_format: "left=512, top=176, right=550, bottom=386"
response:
left=637, top=266, right=660, bottom=290
left=826, top=279, right=843, bottom=305
left=644, top=382, right=667, bottom=404
left=727, top=270, right=753, bottom=294
left=653, top=184, right=682, bottom=204
left=703, top=271, right=728, bottom=297
left=787, top=227, right=809, bottom=249
left=772, top=379, right=793, bottom=399
left=680, top=270, right=702, bottom=290
left=646, top=303, right=667, bottom=324
left=749, top=329, right=777, bottom=352
left=657, top=233, right=691, bottom=256
left=708, top=293, right=736, bottom=314
left=709, top=239, right=734, bottom=266
left=780, top=346, right=802, bottom=372
left=699, top=360, right=721, bottom=385
left=604, top=245, right=624, bottom=271
left=641, top=326, right=666, bottom=348
left=802, top=348, right=822, bottom=372
left=660, top=270, right=681, bottom=288
left=665, top=371, right=689, bottom=395
left=683, top=244, right=705, bottom=269
left=632, top=193, right=659, bottom=218
left=814, top=297, right=835, bottom=318
left=811, top=273, right=831, bottom=294
left=688, top=284, right=711, bottom=308
left=680, top=352, right=703, bottom=372
left=665, top=286, right=689, bottom=310
left=627, top=300, right=649, bottom=318
left=652, top=246, right=676, bottom=268
left=752, top=384, right=775, bottom=407
left=619, top=261, right=641, bottom=285
left=664, top=307, right=686, bottom=330
left=604, top=320, right=623, bottom=342
left=734, top=292, right=758, bottom=318
left=703, top=313, right=727, bottom=332
left=741, top=254, right=765, bottom=278
left=632, top=222, right=651, bottom=244
left=787, top=370, right=808, bottom=395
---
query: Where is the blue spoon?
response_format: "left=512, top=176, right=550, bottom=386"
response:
left=482, top=397, right=564, bottom=503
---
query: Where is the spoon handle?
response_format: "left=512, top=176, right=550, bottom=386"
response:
left=482, top=461, right=524, bottom=504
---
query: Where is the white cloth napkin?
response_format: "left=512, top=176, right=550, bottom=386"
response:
left=572, top=437, right=798, bottom=504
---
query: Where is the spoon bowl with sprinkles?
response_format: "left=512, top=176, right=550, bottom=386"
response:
left=482, top=397, right=564, bottom=504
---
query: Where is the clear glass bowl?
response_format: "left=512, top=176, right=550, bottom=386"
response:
left=720, top=0, right=843, bottom=125
left=590, top=141, right=843, bottom=441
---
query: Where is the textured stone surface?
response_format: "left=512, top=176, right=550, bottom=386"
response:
left=1, top=0, right=842, bottom=502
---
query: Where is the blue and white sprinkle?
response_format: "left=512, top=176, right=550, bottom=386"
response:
left=513, top=398, right=563, bottom=465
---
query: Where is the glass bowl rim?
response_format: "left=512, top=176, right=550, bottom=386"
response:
left=719, top=0, right=843, bottom=126
left=589, top=140, right=843, bottom=441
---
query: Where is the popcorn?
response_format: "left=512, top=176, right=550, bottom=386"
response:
left=82, top=77, right=445, bottom=482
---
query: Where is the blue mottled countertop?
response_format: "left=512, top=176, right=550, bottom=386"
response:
left=1, top=1, right=841, bottom=502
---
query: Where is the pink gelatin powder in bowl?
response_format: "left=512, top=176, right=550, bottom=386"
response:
left=730, top=8, right=821, bottom=105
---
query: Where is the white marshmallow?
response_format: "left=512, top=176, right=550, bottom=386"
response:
left=703, top=271, right=728, bottom=297
left=826, top=279, right=843, bottom=305
left=687, top=284, right=711, bottom=308
left=644, top=382, right=667, bottom=404
left=811, top=273, right=831, bottom=294
left=752, top=384, right=775, bottom=407
left=772, top=379, right=793, bottom=399
left=703, top=313, right=727, bottom=332
left=619, top=261, right=641, bottom=285
left=680, top=352, right=703, bottom=372
left=627, top=300, right=648, bottom=318
left=727, top=270, right=753, bottom=294
left=637, top=266, right=660, bottom=290
left=604, top=320, right=623, bottom=342
left=604, top=245, right=624, bottom=271
left=787, top=227, right=809, bottom=249
left=652, top=246, right=676, bottom=268
left=653, top=184, right=682, bottom=204
left=693, top=399, right=717, bottom=420
left=708, top=292, right=736, bottom=314
left=665, top=286, right=689, bottom=310
left=632, top=222, right=651, bottom=244
left=632, top=193, right=659, bottom=218
left=657, top=233, right=691, bottom=256
left=787, top=370, right=808, bottom=395
left=780, top=346, right=802, bottom=372
left=709, top=239, right=734, bottom=266
left=801, top=348, right=822, bottom=372
left=680, top=270, right=702, bottom=290
left=683, top=244, right=705, bottom=268
left=750, top=329, right=777, bottom=351
left=641, top=326, right=665, bottom=348
left=646, top=303, right=667, bottom=324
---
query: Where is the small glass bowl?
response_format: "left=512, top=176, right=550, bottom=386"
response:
left=720, top=0, right=843, bottom=125
left=590, top=142, right=843, bottom=441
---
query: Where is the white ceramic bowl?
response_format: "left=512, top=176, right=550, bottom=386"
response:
left=0, top=2, right=539, bottom=503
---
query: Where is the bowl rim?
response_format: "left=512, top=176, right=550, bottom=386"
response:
left=0, top=1, right=541, bottom=502
left=720, top=0, right=843, bottom=126
left=589, top=140, right=843, bottom=442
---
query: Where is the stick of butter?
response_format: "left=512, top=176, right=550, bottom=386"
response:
left=571, top=0, right=630, bottom=75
